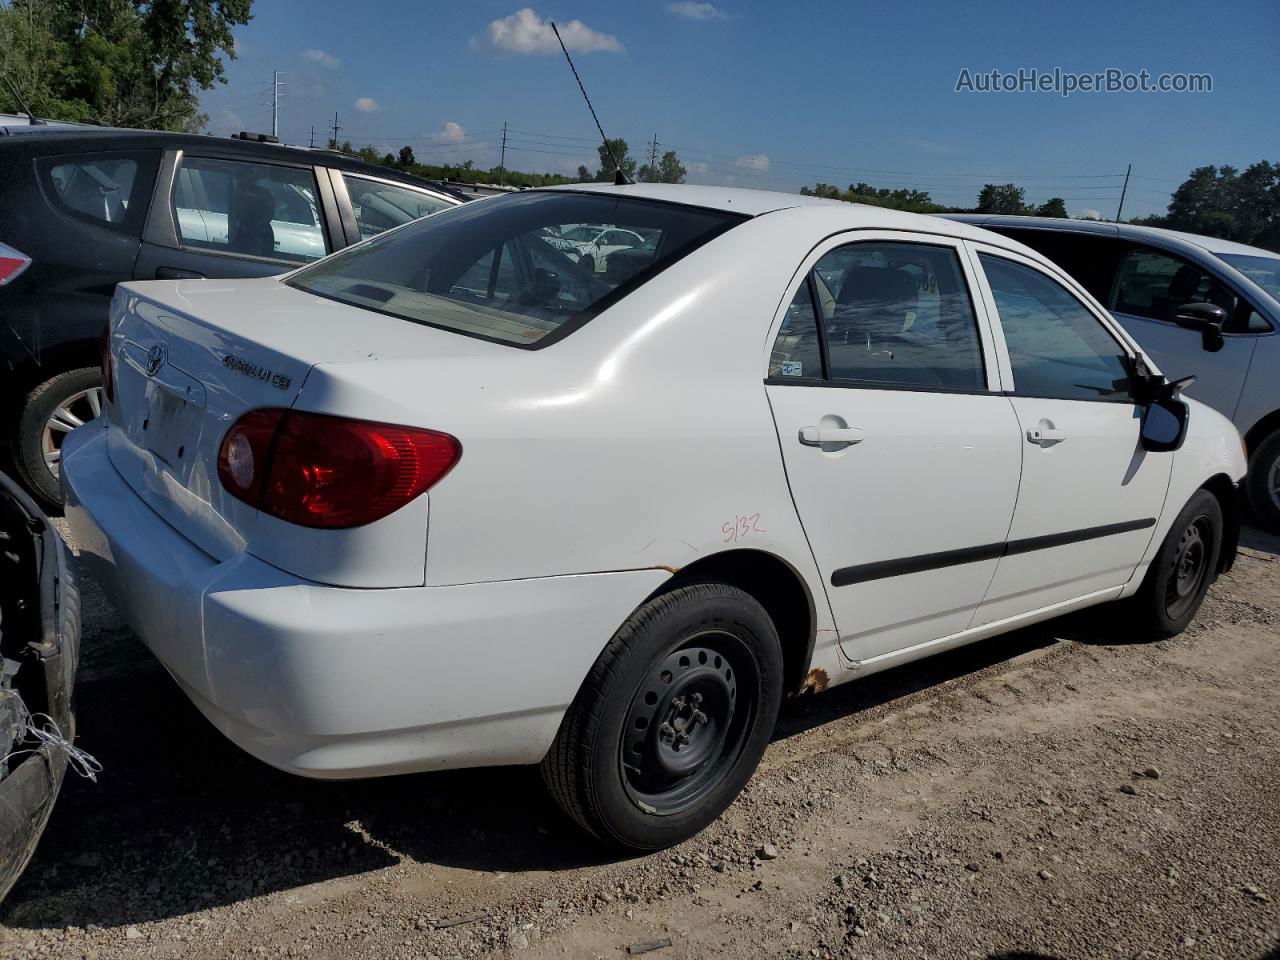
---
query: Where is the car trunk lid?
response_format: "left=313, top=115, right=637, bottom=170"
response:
left=104, top=276, right=498, bottom=573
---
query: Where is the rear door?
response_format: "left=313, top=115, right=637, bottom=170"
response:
left=968, top=244, right=1172, bottom=623
left=765, top=232, right=1022, bottom=663
left=1106, top=243, right=1269, bottom=419
left=134, top=151, right=341, bottom=280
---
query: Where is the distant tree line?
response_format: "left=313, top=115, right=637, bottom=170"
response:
left=332, top=136, right=688, bottom=190
left=798, top=181, right=1069, bottom=219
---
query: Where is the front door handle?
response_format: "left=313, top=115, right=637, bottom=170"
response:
left=1027, top=426, right=1067, bottom=444
left=799, top=425, right=864, bottom=447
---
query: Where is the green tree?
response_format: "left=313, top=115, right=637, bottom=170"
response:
left=0, top=0, right=251, bottom=130
left=1154, top=162, right=1280, bottom=250
left=1034, top=197, right=1068, bottom=218
left=397, top=145, right=416, bottom=168
left=594, top=138, right=636, bottom=182
left=576, top=164, right=592, bottom=182
left=977, top=183, right=1029, bottom=215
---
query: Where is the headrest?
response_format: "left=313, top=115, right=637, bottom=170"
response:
left=837, top=266, right=918, bottom=307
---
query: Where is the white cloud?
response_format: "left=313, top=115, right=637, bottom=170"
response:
left=354, top=97, right=381, bottom=113
left=301, top=48, right=342, bottom=69
left=1079, top=208, right=1104, bottom=220
left=220, top=109, right=243, bottom=132
left=686, top=160, right=710, bottom=176
left=667, top=2, right=727, bottom=20
left=472, top=7, right=623, bottom=55
left=433, top=121, right=466, bottom=142
left=735, top=153, right=770, bottom=173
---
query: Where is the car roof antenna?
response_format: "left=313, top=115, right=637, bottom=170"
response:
left=1, top=72, right=46, bottom=125
left=550, top=21, right=630, bottom=185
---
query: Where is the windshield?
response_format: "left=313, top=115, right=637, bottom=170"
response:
left=287, top=192, right=745, bottom=348
left=1221, top=253, right=1280, bottom=303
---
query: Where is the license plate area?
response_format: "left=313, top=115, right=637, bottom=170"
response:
left=141, top=379, right=203, bottom=466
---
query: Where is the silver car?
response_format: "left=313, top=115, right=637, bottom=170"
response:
left=949, top=216, right=1280, bottom=531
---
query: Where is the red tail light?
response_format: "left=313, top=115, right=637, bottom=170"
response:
left=99, top=322, right=115, bottom=403
left=217, top=409, right=461, bottom=529
left=0, top=241, right=31, bottom=286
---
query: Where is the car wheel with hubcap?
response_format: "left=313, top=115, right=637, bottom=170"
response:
left=1127, top=489, right=1223, bottom=638
left=542, top=582, right=784, bottom=850
left=13, top=367, right=105, bottom=509
left=1245, top=430, right=1280, bottom=534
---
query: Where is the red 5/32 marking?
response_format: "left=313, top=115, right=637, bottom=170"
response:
left=722, top=513, right=766, bottom=543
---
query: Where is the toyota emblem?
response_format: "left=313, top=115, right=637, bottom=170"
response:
left=146, top=343, right=167, bottom=377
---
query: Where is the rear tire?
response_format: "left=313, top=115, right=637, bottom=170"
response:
left=541, top=582, right=784, bottom=851
left=13, top=367, right=105, bottom=510
left=1127, top=489, right=1223, bottom=639
left=1245, top=430, right=1280, bottom=534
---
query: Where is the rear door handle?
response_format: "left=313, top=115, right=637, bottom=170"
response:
left=155, top=267, right=205, bottom=280
left=799, top=425, right=864, bottom=447
left=1027, top=427, right=1067, bottom=444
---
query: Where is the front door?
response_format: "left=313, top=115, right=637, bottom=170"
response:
left=765, top=234, right=1022, bottom=662
left=1108, top=243, right=1264, bottom=419
left=969, top=246, right=1173, bottom=624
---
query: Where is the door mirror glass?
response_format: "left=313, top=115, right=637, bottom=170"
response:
left=1174, top=302, right=1227, bottom=352
left=1140, top=398, right=1190, bottom=452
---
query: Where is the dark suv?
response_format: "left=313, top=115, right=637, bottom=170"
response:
left=0, top=129, right=463, bottom=506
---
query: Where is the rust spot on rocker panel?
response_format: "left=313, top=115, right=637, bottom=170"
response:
left=801, top=667, right=830, bottom=694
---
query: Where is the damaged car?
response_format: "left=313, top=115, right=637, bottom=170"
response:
left=0, top=470, right=79, bottom=902
left=64, top=184, right=1245, bottom=850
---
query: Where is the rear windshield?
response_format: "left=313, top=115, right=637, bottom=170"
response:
left=286, top=191, right=746, bottom=348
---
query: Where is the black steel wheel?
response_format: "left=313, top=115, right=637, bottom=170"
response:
left=542, top=582, right=784, bottom=850
left=620, top=634, right=757, bottom=816
left=1128, top=489, right=1223, bottom=639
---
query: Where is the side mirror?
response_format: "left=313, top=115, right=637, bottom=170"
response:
left=1140, top=397, right=1190, bottom=452
left=1174, top=302, right=1227, bottom=353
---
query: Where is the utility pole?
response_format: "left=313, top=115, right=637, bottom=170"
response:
left=270, top=70, right=285, bottom=139
left=498, top=122, right=507, bottom=185
left=330, top=112, right=341, bottom=150
left=647, top=133, right=658, bottom=182
left=1115, top=163, right=1132, bottom=222
left=309, top=125, right=316, bottom=148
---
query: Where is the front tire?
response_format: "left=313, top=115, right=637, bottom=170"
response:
left=1128, top=489, right=1223, bottom=639
left=1246, top=430, right=1280, bottom=534
left=542, top=582, right=784, bottom=850
left=13, top=367, right=105, bottom=509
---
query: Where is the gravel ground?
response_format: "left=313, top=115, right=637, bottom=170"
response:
left=1, top=525, right=1278, bottom=960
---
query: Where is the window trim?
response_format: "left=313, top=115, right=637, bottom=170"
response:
left=970, top=244, right=1142, bottom=405
left=764, top=231, right=1002, bottom=396
left=36, top=149, right=159, bottom=237
left=158, top=151, right=336, bottom=266
left=1108, top=242, right=1274, bottom=337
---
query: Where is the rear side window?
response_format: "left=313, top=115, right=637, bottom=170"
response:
left=980, top=253, right=1133, bottom=402
left=817, top=241, right=985, bottom=390
left=343, top=175, right=454, bottom=240
left=39, top=151, right=158, bottom=235
left=286, top=192, right=745, bottom=348
left=174, top=157, right=328, bottom=263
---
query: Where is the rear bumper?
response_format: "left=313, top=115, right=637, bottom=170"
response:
left=62, top=425, right=666, bottom=778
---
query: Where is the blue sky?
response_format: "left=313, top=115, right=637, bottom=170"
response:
left=200, top=0, right=1280, bottom=218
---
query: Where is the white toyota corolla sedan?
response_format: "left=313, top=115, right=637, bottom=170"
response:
left=63, top=183, right=1246, bottom=850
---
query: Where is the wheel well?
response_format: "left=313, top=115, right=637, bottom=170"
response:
left=1200, top=473, right=1241, bottom=574
left=1243, top=409, right=1280, bottom=458
left=655, top=549, right=817, bottom=695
